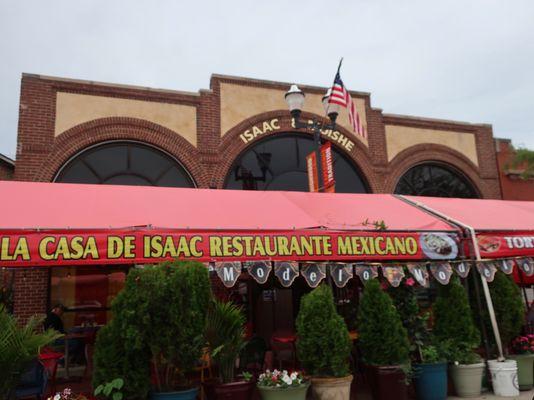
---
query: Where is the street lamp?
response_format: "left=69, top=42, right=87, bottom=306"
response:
left=284, top=84, right=338, bottom=192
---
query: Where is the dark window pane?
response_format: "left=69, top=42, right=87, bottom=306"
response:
left=56, top=142, right=194, bottom=188
left=394, top=164, right=477, bottom=198
left=225, top=133, right=368, bottom=193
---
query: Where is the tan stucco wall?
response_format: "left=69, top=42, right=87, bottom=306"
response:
left=220, top=83, right=367, bottom=145
left=55, top=92, right=198, bottom=146
left=385, top=125, right=478, bottom=166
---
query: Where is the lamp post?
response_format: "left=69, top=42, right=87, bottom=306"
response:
left=284, top=85, right=340, bottom=192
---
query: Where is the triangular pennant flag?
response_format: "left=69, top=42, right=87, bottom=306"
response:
left=274, top=261, right=299, bottom=287
left=382, top=265, right=405, bottom=287
left=518, top=258, right=534, bottom=277
left=301, top=263, right=326, bottom=288
left=477, top=261, right=497, bottom=282
left=246, top=261, right=272, bottom=284
left=330, top=263, right=354, bottom=288
left=430, top=262, right=453, bottom=285
left=355, top=265, right=378, bottom=283
left=452, top=261, right=471, bottom=278
left=499, top=259, right=515, bottom=275
left=407, top=263, right=430, bottom=288
left=215, top=261, right=242, bottom=287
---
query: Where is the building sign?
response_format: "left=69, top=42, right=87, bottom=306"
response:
left=382, top=265, right=405, bottom=287
left=355, top=265, right=378, bottom=283
left=478, top=234, right=534, bottom=258
left=0, top=230, right=460, bottom=267
left=320, top=142, right=335, bottom=192
left=407, top=263, right=430, bottom=287
left=453, top=261, right=471, bottom=278
left=238, top=118, right=357, bottom=153
left=476, top=261, right=497, bottom=282
left=306, top=152, right=319, bottom=192
left=499, top=259, right=514, bottom=275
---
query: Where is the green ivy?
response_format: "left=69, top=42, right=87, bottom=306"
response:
left=357, top=280, right=410, bottom=366
left=296, top=284, right=351, bottom=377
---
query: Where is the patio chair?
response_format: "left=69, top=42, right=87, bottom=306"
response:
left=14, top=359, right=48, bottom=400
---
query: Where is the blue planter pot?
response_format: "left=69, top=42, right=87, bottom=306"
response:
left=413, top=363, right=447, bottom=400
left=149, top=387, right=199, bottom=400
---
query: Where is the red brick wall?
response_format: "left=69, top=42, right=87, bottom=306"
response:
left=0, top=160, right=14, bottom=180
left=11, top=73, right=504, bottom=320
left=495, top=139, right=534, bottom=200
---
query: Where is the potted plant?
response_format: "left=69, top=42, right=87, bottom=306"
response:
left=296, top=284, right=352, bottom=400
left=204, top=299, right=254, bottom=400
left=0, top=305, right=62, bottom=400
left=388, top=279, right=447, bottom=400
left=95, top=261, right=212, bottom=400
left=433, top=276, right=484, bottom=398
left=357, top=279, right=410, bottom=400
left=508, top=334, right=534, bottom=390
left=257, top=369, right=309, bottom=400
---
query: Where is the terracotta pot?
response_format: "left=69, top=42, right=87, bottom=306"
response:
left=310, top=375, right=353, bottom=400
left=213, top=380, right=255, bottom=400
left=366, top=365, right=408, bottom=400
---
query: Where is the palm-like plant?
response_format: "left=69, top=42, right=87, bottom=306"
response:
left=0, top=306, right=62, bottom=399
left=205, top=300, right=246, bottom=383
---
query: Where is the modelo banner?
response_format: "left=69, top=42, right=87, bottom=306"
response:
left=478, top=233, right=534, bottom=258
left=0, top=229, right=459, bottom=267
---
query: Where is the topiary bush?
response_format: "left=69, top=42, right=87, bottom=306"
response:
left=92, top=260, right=212, bottom=395
left=358, top=280, right=410, bottom=366
left=296, top=284, right=352, bottom=377
left=433, top=276, right=480, bottom=348
left=489, top=271, right=525, bottom=351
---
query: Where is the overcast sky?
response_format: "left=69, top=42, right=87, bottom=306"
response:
left=1, top=0, right=533, bottom=160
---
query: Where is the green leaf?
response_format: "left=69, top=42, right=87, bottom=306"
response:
left=112, top=392, right=123, bottom=400
left=103, top=384, right=113, bottom=396
left=112, top=378, right=124, bottom=389
left=94, top=385, right=103, bottom=396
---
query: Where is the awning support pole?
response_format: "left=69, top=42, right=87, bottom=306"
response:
left=397, top=195, right=504, bottom=360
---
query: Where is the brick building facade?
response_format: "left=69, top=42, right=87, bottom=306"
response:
left=10, top=72, right=504, bottom=321
left=0, top=153, right=14, bottom=180
left=495, top=138, right=534, bottom=200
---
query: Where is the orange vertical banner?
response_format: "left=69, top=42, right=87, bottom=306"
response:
left=320, top=142, right=336, bottom=192
left=306, top=151, right=319, bottom=192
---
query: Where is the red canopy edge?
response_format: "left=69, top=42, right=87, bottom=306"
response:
left=404, top=196, right=534, bottom=259
left=0, top=181, right=461, bottom=267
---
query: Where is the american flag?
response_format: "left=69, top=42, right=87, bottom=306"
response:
left=328, top=72, right=366, bottom=139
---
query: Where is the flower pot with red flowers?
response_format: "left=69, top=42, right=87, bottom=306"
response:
left=205, top=300, right=254, bottom=400
left=296, top=285, right=353, bottom=400
left=257, top=369, right=309, bottom=400
left=508, top=335, right=534, bottom=390
left=358, top=280, right=410, bottom=400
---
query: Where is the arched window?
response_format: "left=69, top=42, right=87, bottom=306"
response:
left=55, top=141, right=195, bottom=188
left=394, top=163, right=478, bottom=198
left=224, top=133, right=368, bottom=193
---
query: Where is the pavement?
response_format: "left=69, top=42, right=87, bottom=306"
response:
left=448, top=390, right=534, bottom=400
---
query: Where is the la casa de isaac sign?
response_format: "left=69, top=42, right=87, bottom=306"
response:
left=238, top=118, right=357, bottom=153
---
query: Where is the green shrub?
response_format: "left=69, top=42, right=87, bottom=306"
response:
left=92, top=320, right=150, bottom=399
left=433, top=276, right=480, bottom=348
left=93, top=260, right=212, bottom=394
left=388, top=282, right=429, bottom=363
left=0, top=306, right=62, bottom=399
left=489, top=271, right=525, bottom=350
left=358, top=280, right=410, bottom=366
left=296, top=284, right=351, bottom=377
left=205, top=300, right=246, bottom=383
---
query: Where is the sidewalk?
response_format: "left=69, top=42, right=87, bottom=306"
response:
left=448, top=390, right=534, bottom=399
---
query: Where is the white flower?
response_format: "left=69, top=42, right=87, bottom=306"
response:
left=282, top=375, right=292, bottom=385
left=53, top=395, right=60, bottom=400
left=290, top=372, right=298, bottom=380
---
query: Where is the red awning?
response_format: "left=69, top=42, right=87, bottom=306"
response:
left=0, top=181, right=459, bottom=267
left=405, top=195, right=534, bottom=284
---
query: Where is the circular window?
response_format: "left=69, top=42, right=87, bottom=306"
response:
left=55, top=142, right=195, bottom=188
left=394, top=163, right=478, bottom=198
left=224, top=133, right=368, bottom=193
